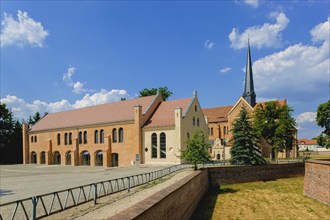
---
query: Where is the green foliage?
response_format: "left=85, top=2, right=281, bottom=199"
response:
left=316, top=100, right=330, bottom=136
left=254, top=101, right=297, bottom=159
left=139, top=86, right=173, bottom=100
left=315, top=101, right=330, bottom=149
left=230, top=106, right=266, bottom=165
left=180, top=130, right=211, bottom=170
left=0, top=103, right=23, bottom=164
left=26, top=112, right=41, bottom=125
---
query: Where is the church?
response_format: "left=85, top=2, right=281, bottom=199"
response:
left=22, top=42, right=296, bottom=167
left=202, top=41, right=297, bottom=160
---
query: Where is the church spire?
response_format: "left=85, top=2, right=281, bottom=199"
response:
left=243, top=38, right=256, bottom=107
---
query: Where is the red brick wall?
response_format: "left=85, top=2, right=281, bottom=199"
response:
left=304, top=160, right=330, bottom=205
left=108, top=170, right=208, bottom=220
left=207, top=163, right=305, bottom=186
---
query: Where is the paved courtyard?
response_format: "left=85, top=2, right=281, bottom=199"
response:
left=0, top=164, right=171, bottom=204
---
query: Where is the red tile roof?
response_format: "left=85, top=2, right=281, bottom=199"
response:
left=30, top=95, right=158, bottom=132
left=144, top=98, right=192, bottom=128
left=298, top=139, right=317, bottom=145
left=202, top=106, right=233, bottom=123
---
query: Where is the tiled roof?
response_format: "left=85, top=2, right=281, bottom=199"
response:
left=202, top=106, right=233, bottom=123
left=298, top=139, right=317, bottom=145
left=144, top=98, right=192, bottom=128
left=203, top=100, right=287, bottom=123
left=30, top=95, right=158, bottom=132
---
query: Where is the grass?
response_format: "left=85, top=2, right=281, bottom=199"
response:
left=192, top=177, right=330, bottom=220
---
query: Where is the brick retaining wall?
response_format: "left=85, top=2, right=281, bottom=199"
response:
left=207, top=163, right=305, bottom=186
left=108, top=169, right=208, bottom=220
left=304, top=160, right=330, bottom=205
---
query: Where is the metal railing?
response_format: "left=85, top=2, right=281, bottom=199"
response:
left=0, top=164, right=193, bottom=220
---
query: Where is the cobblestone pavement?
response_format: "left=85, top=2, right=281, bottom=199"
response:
left=0, top=164, right=171, bottom=204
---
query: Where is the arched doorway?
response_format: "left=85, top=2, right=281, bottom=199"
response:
left=30, top=152, right=37, bottom=164
left=216, top=154, right=220, bottom=160
left=40, top=151, right=46, bottom=164
left=112, top=153, right=118, bottom=167
left=81, top=151, right=90, bottom=166
left=53, top=151, right=61, bottom=165
left=65, top=151, right=71, bottom=165
left=95, top=151, right=103, bottom=166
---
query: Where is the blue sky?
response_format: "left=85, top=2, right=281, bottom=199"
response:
left=1, top=0, right=329, bottom=139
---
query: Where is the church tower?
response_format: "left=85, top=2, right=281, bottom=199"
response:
left=242, top=39, right=256, bottom=107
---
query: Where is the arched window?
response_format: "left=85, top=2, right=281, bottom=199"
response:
left=95, top=151, right=103, bottom=166
left=66, top=151, right=71, bottom=165
left=57, top=133, right=61, bottom=145
left=69, top=132, right=72, bottom=145
left=151, top=133, right=157, bottom=159
left=64, top=133, right=68, bottom=145
left=100, top=130, right=104, bottom=144
left=30, top=151, right=37, bottom=163
left=187, top=132, right=190, bottom=139
left=53, top=151, right=61, bottom=165
left=211, top=127, right=214, bottom=136
left=81, top=151, right=90, bottom=166
left=112, top=128, right=117, bottom=143
left=119, top=128, right=124, bottom=143
left=31, top=136, right=34, bottom=143
left=197, top=118, right=200, bottom=127
left=40, top=152, right=46, bottom=164
left=94, top=130, right=99, bottom=144
left=34, top=136, right=37, bottom=142
left=160, top=132, right=166, bottom=159
left=79, top=132, right=82, bottom=144
left=195, top=105, right=197, bottom=112
left=83, top=131, right=88, bottom=144
left=193, top=116, right=195, bottom=126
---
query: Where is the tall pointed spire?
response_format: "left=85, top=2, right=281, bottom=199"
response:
left=242, top=38, right=256, bottom=107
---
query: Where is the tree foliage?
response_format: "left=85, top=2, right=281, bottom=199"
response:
left=0, top=103, right=23, bottom=164
left=230, top=106, right=266, bottom=165
left=254, top=101, right=297, bottom=159
left=139, top=86, right=173, bottom=100
left=180, top=130, right=211, bottom=170
left=315, top=101, right=330, bottom=149
left=26, top=112, right=41, bottom=125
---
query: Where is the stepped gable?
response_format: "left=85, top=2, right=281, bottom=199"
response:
left=30, top=95, right=158, bottom=132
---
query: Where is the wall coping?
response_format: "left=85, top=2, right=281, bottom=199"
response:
left=306, top=160, right=330, bottom=165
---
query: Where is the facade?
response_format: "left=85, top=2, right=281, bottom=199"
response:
left=203, top=41, right=297, bottom=160
left=22, top=92, right=208, bottom=167
left=298, top=139, right=330, bottom=152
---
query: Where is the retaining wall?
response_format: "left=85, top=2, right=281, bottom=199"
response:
left=304, top=160, right=330, bottom=205
left=108, top=169, right=208, bottom=220
left=207, top=163, right=305, bottom=186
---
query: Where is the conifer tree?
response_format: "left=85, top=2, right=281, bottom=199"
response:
left=230, top=106, right=266, bottom=165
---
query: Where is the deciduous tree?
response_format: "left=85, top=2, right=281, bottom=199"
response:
left=139, top=86, right=173, bottom=100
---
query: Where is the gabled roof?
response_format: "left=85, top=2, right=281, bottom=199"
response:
left=143, top=98, right=192, bottom=128
left=298, top=139, right=317, bottom=145
left=30, top=95, right=159, bottom=132
left=202, top=105, right=233, bottom=123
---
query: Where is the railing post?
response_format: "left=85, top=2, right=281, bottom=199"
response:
left=128, top=177, right=131, bottom=192
left=31, top=197, right=37, bottom=220
left=93, top=184, right=97, bottom=206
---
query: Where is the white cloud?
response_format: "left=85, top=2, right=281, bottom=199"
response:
left=1, top=10, right=49, bottom=47
left=229, top=12, right=289, bottom=49
left=1, top=89, right=128, bottom=119
left=62, top=66, right=75, bottom=86
left=310, top=17, right=329, bottom=43
left=296, top=112, right=316, bottom=124
left=204, top=39, right=214, bottom=49
left=252, top=17, right=329, bottom=101
left=220, top=67, right=231, bottom=73
left=72, top=81, right=86, bottom=94
left=243, top=0, right=260, bottom=8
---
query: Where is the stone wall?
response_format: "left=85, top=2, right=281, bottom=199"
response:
left=207, top=163, right=305, bottom=186
left=109, top=170, right=208, bottom=220
left=304, top=160, right=330, bottom=205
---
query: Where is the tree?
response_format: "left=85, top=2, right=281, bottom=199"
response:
left=180, top=130, right=211, bottom=170
left=230, top=106, right=266, bottom=165
left=254, top=101, right=297, bottom=160
left=139, top=86, right=173, bottom=100
left=27, top=112, right=41, bottom=125
left=315, top=101, right=330, bottom=149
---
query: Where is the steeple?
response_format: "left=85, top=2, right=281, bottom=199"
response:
left=242, top=38, right=256, bottom=107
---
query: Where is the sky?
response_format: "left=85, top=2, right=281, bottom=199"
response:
left=0, top=0, right=329, bottom=139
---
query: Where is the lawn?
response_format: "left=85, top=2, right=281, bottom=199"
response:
left=192, top=177, right=330, bottom=220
